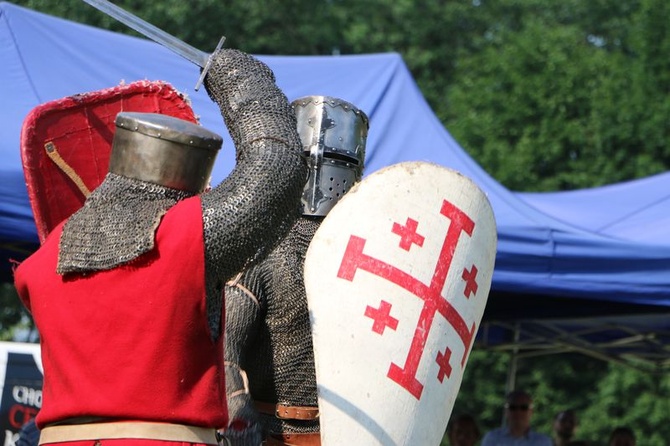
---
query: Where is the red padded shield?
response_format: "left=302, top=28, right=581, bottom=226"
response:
left=20, top=81, right=198, bottom=243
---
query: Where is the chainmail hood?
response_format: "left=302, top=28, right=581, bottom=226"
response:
left=57, top=173, right=191, bottom=274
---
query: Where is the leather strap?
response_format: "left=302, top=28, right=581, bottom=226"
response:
left=255, top=401, right=319, bottom=421
left=44, top=141, right=91, bottom=198
left=39, top=421, right=218, bottom=445
left=265, top=432, right=321, bottom=446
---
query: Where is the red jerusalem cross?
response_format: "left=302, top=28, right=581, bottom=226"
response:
left=365, top=300, right=399, bottom=334
left=462, top=265, right=478, bottom=298
left=337, top=199, right=478, bottom=400
left=435, top=347, right=453, bottom=382
left=392, top=217, right=424, bottom=251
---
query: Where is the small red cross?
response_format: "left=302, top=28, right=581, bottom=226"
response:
left=462, top=265, right=478, bottom=298
left=365, top=300, right=399, bottom=335
left=435, top=347, right=452, bottom=382
left=392, top=217, right=425, bottom=251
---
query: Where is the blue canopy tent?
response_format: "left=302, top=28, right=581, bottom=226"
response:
left=503, top=173, right=670, bottom=375
left=1, top=3, right=669, bottom=372
left=518, top=172, right=670, bottom=245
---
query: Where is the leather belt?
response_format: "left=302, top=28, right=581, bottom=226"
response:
left=39, top=421, right=219, bottom=445
left=255, top=401, right=319, bottom=421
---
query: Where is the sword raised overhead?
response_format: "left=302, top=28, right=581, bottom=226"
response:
left=81, top=0, right=225, bottom=90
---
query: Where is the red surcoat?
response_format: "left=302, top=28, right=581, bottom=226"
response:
left=14, top=197, right=227, bottom=430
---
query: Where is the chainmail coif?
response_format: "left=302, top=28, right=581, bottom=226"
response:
left=223, top=217, right=321, bottom=445
left=58, top=173, right=190, bottom=274
left=58, top=49, right=306, bottom=341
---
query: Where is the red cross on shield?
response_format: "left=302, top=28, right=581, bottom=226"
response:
left=305, top=161, right=497, bottom=445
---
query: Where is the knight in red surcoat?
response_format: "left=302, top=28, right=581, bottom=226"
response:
left=14, top=48, right=306, bottom=446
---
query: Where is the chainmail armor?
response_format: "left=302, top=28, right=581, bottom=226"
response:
left=201, top=49, right=306, bottom=339
left=223, top=361, right=263, bottom=446
left=223, top=217, right=321, bottom=444
left=58, top=173, right=191, bottom=274
left=58, top=49, right=306, bottom=343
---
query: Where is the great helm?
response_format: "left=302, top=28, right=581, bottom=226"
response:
left=292, top=96, right=369, bottom=216
left=110, top=112, right=222, bottom=193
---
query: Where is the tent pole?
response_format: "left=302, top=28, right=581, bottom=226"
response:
left=505, top=322, right=521, bottom=391
left=505, top=351, right=518, bottom=392
left=502, top=323, right=521, bottom=425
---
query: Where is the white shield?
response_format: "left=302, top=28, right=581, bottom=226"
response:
left=304, top=161, right=497, bottom=445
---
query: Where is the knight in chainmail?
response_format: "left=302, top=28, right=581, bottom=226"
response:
left=14, top=49, right=306, bottom=446
left=221, top=96, right=369, bottom=446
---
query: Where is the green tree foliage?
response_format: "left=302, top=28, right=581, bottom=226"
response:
left=578, top=364, right=670, bottom=444
left=0, top=283, right=34, bottom=341
left=444, top=0, right=670, bottom=191
left=445, top=351, right=670, bottom=445
left=10, top=0, right=343, bottom=55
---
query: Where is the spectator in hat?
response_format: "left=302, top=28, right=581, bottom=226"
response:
left=481, top=389, right=552, bottom=446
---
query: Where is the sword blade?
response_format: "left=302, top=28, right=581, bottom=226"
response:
left=81, top=0, right=208, bottom=68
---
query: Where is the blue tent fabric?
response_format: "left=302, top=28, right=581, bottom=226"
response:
left=1, top=3, right=669, bottom=369
left=517, top=172, right=670, bottom=245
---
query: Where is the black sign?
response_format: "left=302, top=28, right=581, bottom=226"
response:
left=0, top=352, right=43, bottom=445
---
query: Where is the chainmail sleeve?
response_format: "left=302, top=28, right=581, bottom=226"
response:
left=247, top=218, right=321, bottom=437
left=221, top=266, right=270, bottom=446
left=221, top=218, right=322, bottom=442
left=200, top=49, right=306, bottom=338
